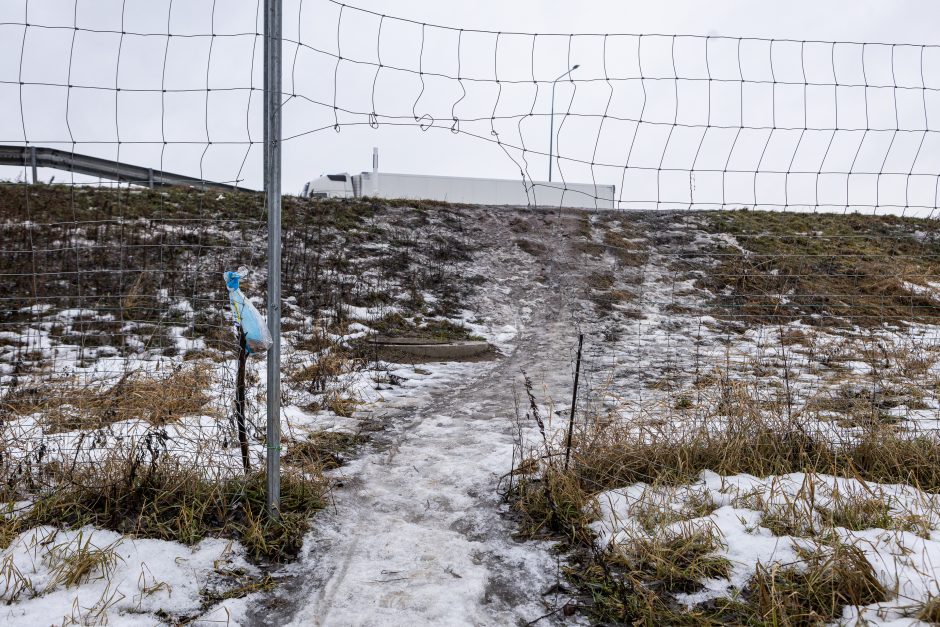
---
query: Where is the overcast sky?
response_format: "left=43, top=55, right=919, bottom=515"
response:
left=2, top=0, right=939, bottom=213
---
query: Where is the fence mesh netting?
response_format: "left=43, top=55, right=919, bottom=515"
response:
left=2, top=1, right=940, bottom=558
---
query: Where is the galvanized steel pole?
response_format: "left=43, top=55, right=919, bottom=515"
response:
left=264, top=0, right=282, bottom=518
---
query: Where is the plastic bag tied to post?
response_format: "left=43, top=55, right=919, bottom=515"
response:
left=224, top=269, right=273, bottom=355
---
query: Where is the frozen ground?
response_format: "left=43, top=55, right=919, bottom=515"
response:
left=0, top=526, right=258, bottom=626
left=0, top=200, right=598, bottom=625
left=592, top=471, right=940, bottom=625
left=506, top=212, right=940, bottom=624
left=4, top=197, right=940, bottom=624
left=250, top=209, right=592, bottom=626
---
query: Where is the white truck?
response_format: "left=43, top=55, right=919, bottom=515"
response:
left=302, top=149, right=615, bottom=209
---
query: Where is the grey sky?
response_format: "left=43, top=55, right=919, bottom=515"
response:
left=2, top=0, right=939, bottom=213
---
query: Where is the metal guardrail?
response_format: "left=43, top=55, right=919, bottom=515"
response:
left=0, top=144, right=251, bottom=192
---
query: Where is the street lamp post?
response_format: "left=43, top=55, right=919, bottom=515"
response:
left=549, top=64, right=579, bottom=182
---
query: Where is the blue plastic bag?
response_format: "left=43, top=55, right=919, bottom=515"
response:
left=224, top=269, right=272, bottom=354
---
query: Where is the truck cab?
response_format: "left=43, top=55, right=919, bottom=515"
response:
left=302, top=173, right=356, bottom=198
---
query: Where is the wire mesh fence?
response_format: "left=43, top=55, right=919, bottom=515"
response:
left=0, top=1, right=282, bottom=548
left=291, top=4, right=940, bottom=470
left=2, top=0, right=940, bottom=569
left=302, top=1, right=940, bottom=213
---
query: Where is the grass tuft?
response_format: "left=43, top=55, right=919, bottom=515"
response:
left=918, top=595, right=940, bottom=623
left=817, top=493, right=892, bottom=532
left=2, top=366, right=214, bottom=433
left=25, top=455, right=325, bottom=562
left=283, top=430, right=366, bottom=471
left=44, top=530, right=122, bottom=590
left=750, top=540, right=888, bottom=625
left=616, top=522, right=731, bottom=594
left=510, top=361, right=939, bottom=624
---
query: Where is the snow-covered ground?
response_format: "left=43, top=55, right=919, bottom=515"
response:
left=1, top=200, right=586, bottom=624
left=592, top=472, right=940, bottom=625
left=512, top=211, right=940, bottom=624
left=249, top=209, right=586, bottom=626
left=4, top=201, right=940, bottom=624
left=0, top=526, right=258, bottom=626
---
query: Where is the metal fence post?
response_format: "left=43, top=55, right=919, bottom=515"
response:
left=264, top=0, right=282, bottom=517
left=564, top=333, right=583, bottom=471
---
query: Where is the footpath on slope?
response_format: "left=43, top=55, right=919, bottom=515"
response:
left=247, top=207, right=608, bottom=626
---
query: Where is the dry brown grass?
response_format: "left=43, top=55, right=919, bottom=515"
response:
left=628, top=486, right=718, bottom=534
left=695, top=209, right=940, bottom=327
left=293, top=326, right=335, bottom=355
left=569, top=377, right=940, bottom=493
left=0, top=508, right=23, bottom=552
left=283, top=430, right=366, bottom=471
left=614, top=521, right=731, bottom=594
left=1, top=366, right=214, bottom=433
left=291, top=351, right=350, bottom=393
left=510, top=357, right=940, bottom=624
left=569, top=214, right=650, bottom=267
left=918, top=595, right=940, bottom=623
left=515, top=238, right=548, bottom=256
left=586, top=271, right=616, bottom=291
left=25, top=453, right=325, bottom=562
left=602, top=227, right=649, bottom=267
left=44, top=530, right=122, bottom=590
left=750, top=540, right=887, bottom=626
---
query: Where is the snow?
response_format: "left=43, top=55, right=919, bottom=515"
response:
left=248, top=213, right=577, bottom=626
left=271, top=362, right=566, bottom=626
left=591, top=471, right=940, bottom=623
left=0, top=526, right=257, bottom=626
left=8, top=205, right=940, bottom=623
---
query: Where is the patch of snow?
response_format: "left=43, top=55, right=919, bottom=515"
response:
left=591, top=471, right=940, bottom=623
left=0, top=526, right=258, bottom=626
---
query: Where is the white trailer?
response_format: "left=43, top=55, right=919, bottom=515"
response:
left=303, top=149, right=615, bottom=209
